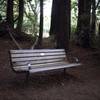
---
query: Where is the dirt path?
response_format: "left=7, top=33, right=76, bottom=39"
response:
left=0, top=38, right=100, bottom=100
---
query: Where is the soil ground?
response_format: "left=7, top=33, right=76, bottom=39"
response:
left=0, top=38, right=100, bottom=100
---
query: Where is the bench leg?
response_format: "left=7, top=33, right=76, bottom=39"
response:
left=26, top=71, right=30, bottom=82
left=64, top=68, right=66, bottom=75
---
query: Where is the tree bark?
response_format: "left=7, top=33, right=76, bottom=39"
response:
left=76, top=0, right=91, bottom=47
left=98, top=23, right=100, bottom=48
left=49, top=0, right=58, bottom=36
left=98, top=22, right=100, bottom=36
left=77, top=0, right=84, bottom=36
left=6, top=0, right=14, bottom=28
left=36, top=0, right=43, bottom=48
left=90, top=0, right=96, bottom=46
left=16, top=0, right=24, bottom=32
left=50, top=0, right=71, bottom=51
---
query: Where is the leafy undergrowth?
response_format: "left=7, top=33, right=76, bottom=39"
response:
left=0, top=38, right=100, bottom=100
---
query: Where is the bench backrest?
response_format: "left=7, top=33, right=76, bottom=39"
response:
left=10, top=49, right=67, bottom=72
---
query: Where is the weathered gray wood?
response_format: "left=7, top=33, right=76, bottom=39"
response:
left=29, top=63, right=81, bottom=73
left=10, top=49, right=65, bottom=54
left=13, top=59, right=65, bottom=66
left=11, top=55, right=66, bottom=62
left=9, top=49, right=81, bottom=76
left=13, top=61, right=69, bottom=70
left=13, top=66, right=29, bottom=71
left=11, top=52, right=66, bottom=58
left=13, top=63, right=81, bottom=72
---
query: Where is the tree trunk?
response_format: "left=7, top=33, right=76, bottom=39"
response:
left=49, top=0, right=58, bottom=36
left=16, top=0, right=24, bottom=32
left=76, top=0, right=91, bottom=47
left=90, top=0, right=96, bottom=46
left=98, top=23, right=100, bottom=40
left=6, top=0, right=14, bottom=28
left=36, top=0, right=43, bottom=48
left=91, top=0, right=96, bottom=33
left=98, top=23, right=100, bottom=48
left=50, top=0, right=71, bottom=51
left=77, top=0, right=84, bottom=36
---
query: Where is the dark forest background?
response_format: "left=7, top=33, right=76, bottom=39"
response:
left=0, top=0, right=100, bottom=50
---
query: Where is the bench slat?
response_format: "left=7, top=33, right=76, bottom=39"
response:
left=29, top=63, right=81, bottom=73
left=12, top=55, right=66, bottom=62
left=10, top=49, right=65, bottom=54
left=13, top=59, right=65, bottom=66
left=11, top=52, right=66, bottom=58
left=13, top=61, right=69, bottom=70
left=13, top=62, right=81, bottom=72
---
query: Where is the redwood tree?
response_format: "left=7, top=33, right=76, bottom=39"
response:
left=16, top=0, right=24, bottom=32
left=76, top=0, right=91, bottom=47
left=50, top=0, right=71, bottom=51
left=90, top=0, right=100, bottom=46
left=6, top=0, right=14, bottom=27
left=36, top=0, right=43, bottom=48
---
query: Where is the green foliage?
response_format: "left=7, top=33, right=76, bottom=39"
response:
left=0, top=0, right=6, bottom=20
left=22, top=0, right=40, bottom=36
left=0, top=0, right=40, bottom=37
left=96, top=5, right=100, bottom=20
left=71, top=0, right=78, bottom=28
left=71, top=0, right=78, bottom=40
left=71, top=0, right=78, bottom=18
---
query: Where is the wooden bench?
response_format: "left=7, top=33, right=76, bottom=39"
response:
left=9, top=49, right=81, bottom=79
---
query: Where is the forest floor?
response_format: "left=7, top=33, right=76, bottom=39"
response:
left=0, top=37, right=100, bottom=100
